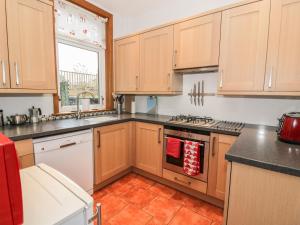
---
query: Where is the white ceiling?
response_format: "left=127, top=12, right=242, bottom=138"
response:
left=91, top=0, right=242, bottom=18
left=91, top=0, right=170, bottom=17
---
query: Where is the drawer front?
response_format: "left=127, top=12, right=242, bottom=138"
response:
left=163, top=169, right=207, bottom=193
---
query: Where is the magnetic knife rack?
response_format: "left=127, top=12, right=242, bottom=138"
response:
left=188, top=81, right=215, bottom=106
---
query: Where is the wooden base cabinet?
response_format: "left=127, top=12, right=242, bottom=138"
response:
left=94, top=123, right=130, bottom=185
left=135, top=122, right=163, bottom=177
left=207, top=134, right=236, bottom=201
left=225, top=162, right=300, bottom=225
left=14, top=139, right=35, bottom=169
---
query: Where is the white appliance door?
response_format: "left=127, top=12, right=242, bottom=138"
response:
left=34, top=130, right=93, bottom=194
left=21, top=165, right=93, bottom=225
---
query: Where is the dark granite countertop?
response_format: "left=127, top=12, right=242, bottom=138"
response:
left=0, top=114, right=169, bottom=141
left=225, top=125, right=300, bottom=177
left=0, top=113, right=241, bottom=141
left=1, top=113, right=299, bottom=178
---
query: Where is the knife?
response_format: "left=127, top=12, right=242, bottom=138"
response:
left=189, top=89, right=193, bottom=104
left=201, top=80, right=204, bottom=106
left=198, top=81, right=201, bottom=106
left=193, top=84, right=197, bottom=106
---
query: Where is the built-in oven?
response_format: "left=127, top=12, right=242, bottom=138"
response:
left=163, top=126, right=210, bottom=183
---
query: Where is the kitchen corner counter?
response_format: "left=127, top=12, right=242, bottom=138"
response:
left=226, top=125, right=300, bottom=177
left=1, top=113, right=300, bottom=178
left=0, top=114, right=171, bottom=141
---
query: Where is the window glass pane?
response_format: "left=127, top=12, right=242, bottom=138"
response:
left=58, top=43, right=100, bottom=108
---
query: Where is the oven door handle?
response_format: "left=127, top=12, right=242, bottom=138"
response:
left=212, top=136, right=216, bottom=157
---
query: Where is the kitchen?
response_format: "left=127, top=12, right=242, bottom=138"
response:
left=0, top=0, right=300, bottom=225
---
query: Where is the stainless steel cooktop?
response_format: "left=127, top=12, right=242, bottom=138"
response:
left=168, top=115, right=245, bottom=132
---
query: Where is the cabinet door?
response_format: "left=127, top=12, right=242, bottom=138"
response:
left=218, top=1, right=270, bottom=92
left=207, top=134, right=236, bottom=201
left=6, top=0, right=56, bottom=90
left=0, top=0, right=10, bottom=89
left=115, top=36, right=140, bottom=92
left=140, top=26, right=173, bottom=92
left=174, top=13, right=221, bottom=69
left=135, top=122, right=163, bottom=176
left=94, top=123, right=130, bottom=185
left=265, top=0, right=300, bottom=92
left=15, top=139, right=35, bottom=169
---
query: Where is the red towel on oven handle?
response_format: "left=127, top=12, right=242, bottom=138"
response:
left=166, top=137, right=181, bottom=159
left=183, top=140, right=200, bottom=176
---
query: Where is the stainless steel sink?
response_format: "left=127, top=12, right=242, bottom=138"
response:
left=84, top=116, right=118, bottom=123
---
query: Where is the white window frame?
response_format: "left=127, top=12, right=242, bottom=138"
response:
left=56, top=35, right=106, bottom=112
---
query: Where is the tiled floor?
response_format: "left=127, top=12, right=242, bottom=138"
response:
left=92, top=173, right=223, bottom=225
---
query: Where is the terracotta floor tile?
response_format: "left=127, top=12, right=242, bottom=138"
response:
left=107, top=180, right=134, bottom=196
left=169, top=207, right=212, bottom=225
left=121, top=187, right=157, bottom=208
left=211, top=222, right=222, bottom=225
left=127, top=175, right=156, bottom=189
left=109, top=204, right=152, bottom=225
left=149, top=183, right=176, bottom=199
left=181, top=194, right=205, bottom=212
left=118, top=173, right=138, bottom=185
left=170, top=191, right=191, bottom=205
left=146, top=218, right=165, bottom=225
left=93, top=188, right=109, bottom=201
left=92, top=173, right=224, bottom=225
left=197, top=203, right=224, bottom=223
left=143, top=196, right=182, bottom=224
left=100, top=194, right=128, bottom=221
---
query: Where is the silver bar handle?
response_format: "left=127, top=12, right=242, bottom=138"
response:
left=136, top=75, right=139, bottom=90
left=173, top=50, right=177, bottom=68
left=164, top=136, right=205, bottom=146
left=88, top=203, right=101, bottom=225
left=167, top=73, right=171, bottom=90
left=15, top=62, right=20, bottom=86
left=1, top=60, right=6, bottom=86
left=219, top=70, right=223, bottom=88
left=268, top=67, right=273, bottom=88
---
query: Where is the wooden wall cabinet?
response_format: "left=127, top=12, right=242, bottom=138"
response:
left=0, top=0, right=10, bottom=89
left=14, top=139, right=35, bottom=169
left=218, top=0, right=270, bottom=92
left=225, top=162, right=300, bottom=225
left=0, top=0, right=56, bottom=93
left=135, top=122, right=163, bottom=177
left=207, top=133, right=236, bottom=201
left=139, top=26, right=182, bottom=94
left=115, top=26, right=182, bottom=94
left=265, top=0, right=300, bottom=92
left=94, top=123, right=130, bottom=185
left=115, top=35, right=140, bottom=93
left=174, top=13, right=221, bottom=69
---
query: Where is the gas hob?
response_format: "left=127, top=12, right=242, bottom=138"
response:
left=168, top=115, right=245, bottom=133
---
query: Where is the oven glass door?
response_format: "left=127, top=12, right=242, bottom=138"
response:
left=163, top=134, right=209, bottom=182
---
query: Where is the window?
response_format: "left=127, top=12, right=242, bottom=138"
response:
left=57, top=40, right=105, bottom=112
left=54, top=0, right=111, bottom=113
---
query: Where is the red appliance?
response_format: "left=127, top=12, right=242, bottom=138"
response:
left=0, top=133, right=23, bottom=225
left=278, top=112, right=300, bottom=145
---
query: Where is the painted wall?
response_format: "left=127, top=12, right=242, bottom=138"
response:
left=0, top=95, right=54, bottom=119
